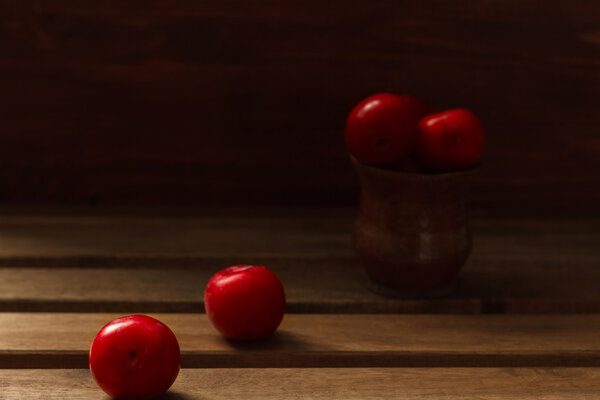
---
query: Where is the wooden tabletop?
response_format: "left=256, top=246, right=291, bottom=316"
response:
left=1, top=206, right=599, bottom=398
left=4, top=368, right=600, bottom=399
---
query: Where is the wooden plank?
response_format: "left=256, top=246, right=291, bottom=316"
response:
left=0, top=210, right=598, bottom=313
left=0, top=259, right=599, bottom=313
left=0, top=207, right=354, bottom=260
left=2, top=368, right=600, bottom=399
left=1, top=313, right=599, bottom=368
left=0, top=1, right=599, bottom=210
left=0, top=264, right=480, bottom=313
left=0, top=208, right=596, bottom=261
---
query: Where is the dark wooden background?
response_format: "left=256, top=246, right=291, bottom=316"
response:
left=1, top=0, right=599, bottom=212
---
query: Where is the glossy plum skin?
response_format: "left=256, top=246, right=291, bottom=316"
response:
left=417, top=109, right=485, bottom=172
left=345, top=93, right=429, bottom=165
left=89, top=315, right=181, bottom=400
left=204, top=265, right=286, bottom=341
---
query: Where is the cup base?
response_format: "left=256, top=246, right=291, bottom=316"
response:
left=366, top=277, right=459, bottom=299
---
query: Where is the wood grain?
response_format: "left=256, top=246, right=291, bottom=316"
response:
left=0, top=209, right=598, bottom=313
left=0, top=206, right=596, bottom=261
left=1, top=313, right=599, bottom=368
left=2, top=368, right=600, bottom=399
left=1, top=260, right=599, bottom=313
left=0, top=207, right=354, bottom=260
left=0, top=1, right=599, bottom=210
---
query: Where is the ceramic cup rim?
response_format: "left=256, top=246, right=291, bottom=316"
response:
left=349, top=155, right=478, bottom=181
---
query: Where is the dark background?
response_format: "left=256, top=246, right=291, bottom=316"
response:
left=1, top=1, right=599, bottom=213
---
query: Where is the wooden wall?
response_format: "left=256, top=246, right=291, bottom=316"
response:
left=1, top=1, right=599, bottom=212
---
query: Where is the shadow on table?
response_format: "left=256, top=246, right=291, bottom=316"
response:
left=223, top=329, right=314, bottom=351
left=155, top=390, right=197, bottom=400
